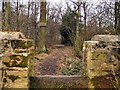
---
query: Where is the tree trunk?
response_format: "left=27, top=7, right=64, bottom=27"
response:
left=74, top=0, right=80, bottom=55
left=114, top=1, right=120, bottom=34
left=118, top=2, right=120, bottom=34
left=34, top=3, right=38, bottom=50
left=98, top=17, right=102, bottom=32
left=27, top=0, right=30, bottom=38
left=38, top=1, right=47, bottom=53
left=2, top=1, right=5, bottom=31
left=83, top=2, right=87, bottom=41
left=115, top=2, right=117, bottom=30
left=16, top=0, right=19, bottom=31
left=5, top=0, right=11, bottom=31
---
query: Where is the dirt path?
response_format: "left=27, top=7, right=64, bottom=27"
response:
left=34, top=46, right=74, bottom=75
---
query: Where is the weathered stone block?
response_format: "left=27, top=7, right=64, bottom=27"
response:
left=83, top=40, right=120, bottom=78
left=2, top=57, right=11, bottom=64
left=92, top=51, right=107, bottom=60
left=3, top=55, right=28, bottom=67
left=3, top=67, right=29, bottom=88
left=91, top=35, right=120, bottom=42
left=30, top=76, right=88, bottom=88
left=83, top=36, right=120, bottom=89
left=0, top=32, right=34, bottom=89
left=0, top=58, right=2, bottom=89
left=0, top=32, right=25, bottom=40
left=11, top=39, right=33, bottom=49
left=4, top=77, right=28, bottom=88
left=6, top=68, right=28, bottom=78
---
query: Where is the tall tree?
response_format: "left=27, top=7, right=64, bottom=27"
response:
left=2, top=1, right=5, bottom=31
left=5, top=0, right=11, bottom=31
left=16, top=0, right=19, bottom=31
left=38, top=0, right=47, bottom=52
left=74, top=0, right=81, bottom=55
left=27, top=0, right=30, bottom=38
left=115, top=1, right=120, bottom=34
left=83, top=2, right=87, bottom=41
left=60, top=10, right=76, bottom=45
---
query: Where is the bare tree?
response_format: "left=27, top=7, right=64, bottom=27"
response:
left=82, top=1, right=88, bottom=40
left=46, top=2, right=63, bottom=46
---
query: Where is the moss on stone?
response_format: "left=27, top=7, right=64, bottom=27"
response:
left=29, top=57, right=35, bottom=76
left=5, top=55, right=28, bottom=67
left=14, top=49, right=27, bottom=53
left=27, top=40, right=33, bottom=48
left=37, top=48, right=48, bottom=54
left=92, top=52, right=107, bottom=60
left=8, top=75, right=19, bottom=82
left=15, top=40, right=33, bottom=49
left=3, top=62, right=10, bottom=67
left=10, top=55, right=28, bottom=67
left=17, top=56, right=28, bottom=67
left=10, top=55, right=18, bottom=60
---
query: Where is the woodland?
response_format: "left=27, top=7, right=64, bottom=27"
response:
left=0, top=0, right=120, bottom=88
left=1, top=0, right=120, bottom=52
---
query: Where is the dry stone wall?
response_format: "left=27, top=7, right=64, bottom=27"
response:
left=83, top=35, right=120, bottom=88
left=0, top=54, right=2, bottom=89
left=0, top=32, right=34, bottom=89
left=83, top=35, right=120, bottom=77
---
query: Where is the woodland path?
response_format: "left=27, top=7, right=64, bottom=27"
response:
left=34, top=46, right=75, bottom=75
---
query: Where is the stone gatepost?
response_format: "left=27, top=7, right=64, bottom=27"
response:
left=0, top=40, right=4, bottom=89
left=2, top=39, right=34, bottom=89
left=0, top=55, right=2, bottom=89
left=0, top=32, right=34, bottom=89
left=83, top=41, right=99, bottom=88
left=83, top=35, right=120, bottom=88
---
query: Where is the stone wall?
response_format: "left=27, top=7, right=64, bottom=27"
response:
left=83, top=35, right=120, bottom=77
left=91, top=35, right=120, bottom=42
left=83, top=35, right=120, bottom=88
left=30, top=76, right=88, bottom=88
left=0, top=55, right=2, bottom=89
left=0, top=12, right=1, bottom=30
left=0, top=40, right=4, bottom=89
left=0, top=32, right=34, bottom=89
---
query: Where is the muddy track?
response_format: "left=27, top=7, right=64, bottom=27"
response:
left=34, top=47, right=74, bottom=75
